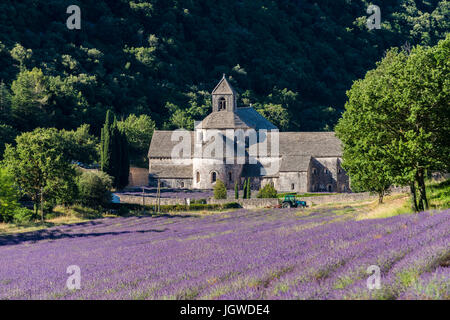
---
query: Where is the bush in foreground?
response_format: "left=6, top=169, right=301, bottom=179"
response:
left=257, top=182, right=277, bottom=198
left=76, top=171, right=113, bottom=208
left=213, top=179, right=227, bottom=199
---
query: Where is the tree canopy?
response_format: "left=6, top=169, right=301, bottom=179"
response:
left=0, top=0, right=448, bottom=138
left=336, top=35, right=450, bottom=209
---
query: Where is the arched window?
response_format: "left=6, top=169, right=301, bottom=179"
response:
left=218, top=97, right=226, bottom=111
left=228, top=172, right=232, bottom=182
left=196, top=171, right=200, bottom=183
left=324, top=169, right=329, bottom=174
left=211, top=172, right=217, bottom=183
left=338, top=168, right=342, bottom=174
left=291, top=183, right=295, bottom=190
left=180, top=181, right=185, bottom=188
left=312, top=168, right=317, bottom=175
left=327, top=184, right=332, bottom=192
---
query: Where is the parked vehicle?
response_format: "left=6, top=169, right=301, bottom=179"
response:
left=281, top=195, right=308, bottom=208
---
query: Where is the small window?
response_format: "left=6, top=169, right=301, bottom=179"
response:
left=338, top=168, right=342, bottom=174
left=196, top=171, right=200, bottom=183
left=180, top=181, right=185, bottom=188
left=218, top=97, right=226, bottom=111
left=312, top=168, right=317, bottom=175
left=228, top=172, right=232, bottom=182
left=324, top=169, right=329, bottom=174
left=327, top=185, right=332, bottom=192
left=291, top=183, right=295, bottom=190
left=211, top=172, right=217, bottom=183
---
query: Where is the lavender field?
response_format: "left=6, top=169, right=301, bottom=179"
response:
left=0, top=208, right=449, bottom=300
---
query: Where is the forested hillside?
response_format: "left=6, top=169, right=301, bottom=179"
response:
left=0, top=0, right=448, bottom=138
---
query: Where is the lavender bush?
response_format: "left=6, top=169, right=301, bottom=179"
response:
left=0, top=208, right=448, bottom=300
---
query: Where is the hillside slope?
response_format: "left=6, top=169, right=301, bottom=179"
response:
left=0, top=0, right=448, bottom=133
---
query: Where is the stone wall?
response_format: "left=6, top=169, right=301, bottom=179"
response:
left=127, top=167, right=149, bottom=187
left=149, top=178, right=193, bottom=189
left=116, top=194, right=278, bottom=209
left=278, top=171, right=308, bottom=193
left=116, top=194, right=192, bottom=206
left=208, top=198, right=279, bottom=209
left=297, top=192, right=378, bottom=206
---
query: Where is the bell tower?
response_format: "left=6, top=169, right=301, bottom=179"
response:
left=211, top=74, right=237, bottom=113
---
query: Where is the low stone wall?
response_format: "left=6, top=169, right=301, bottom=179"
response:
left=117, top=191, right=406, bottom=208
left=116, top=194, right=188, bottom=206
left=116, top=194, right=279, bottom=209
left=208, top=198, right=279, bottom=209
left=297, top=192, right=378, bottom=206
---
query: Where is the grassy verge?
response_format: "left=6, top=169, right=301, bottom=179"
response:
left=0, top=205, right=117, bottom=235
left=0, top=202, right=243, bottom=235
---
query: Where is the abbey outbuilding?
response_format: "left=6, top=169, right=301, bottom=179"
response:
left=148, top=76, right=350, bottom=193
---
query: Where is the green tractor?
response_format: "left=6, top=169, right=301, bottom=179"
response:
left=281, top=194, right=308, bottom=208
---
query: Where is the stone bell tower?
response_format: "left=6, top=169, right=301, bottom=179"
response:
left=211, top=74, right=237, bottom=113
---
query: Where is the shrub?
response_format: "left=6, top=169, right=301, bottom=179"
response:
left=257, top=182, right=278, bottom=198
left=13, top=207, right=35, bottom=224
left=213, top=179, right=227, bottom=199
left=222, top=202, right=241, bottom=209
left=76, top=171, right=113, bottom=208
left=234, top=182, right=239, bottom=199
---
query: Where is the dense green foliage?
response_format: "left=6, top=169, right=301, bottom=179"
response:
left=76, top=170, right=113, bottom=208
left=117, top=114, right=155, bottom=166
left=0, top=0, right=448, bottom=138
left=336, top=35, right=450, bottom=210
left=100, top=110, right=130, bottom=189
left=0, top=167, right=20, bottom=222
left=234, top=182, right=239, bottom=200
left=428, top=179, right=450, bottom=209
left=213, top=179, right=227, bottom=199
left=257, top=182, right=278, bottom=199
left=246, top=178, right=251, bottom=199
left=2, top=128, right=78, bottom=219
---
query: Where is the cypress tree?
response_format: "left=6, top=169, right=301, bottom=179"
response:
left=242, top=179, right=247, bottom=199
left=234, top=182, right=239, bottom=199
left=118, top=127, right=130, bottom=189
left=101, top=110, right=114, bottom=173
left=100, top=111, right=130, bottom=189
left=247, top=178, right=251, bottom=199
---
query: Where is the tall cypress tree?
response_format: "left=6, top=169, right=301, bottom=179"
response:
left=234, top=182, right=239, bottom=199
left=242, top=179, right=247, bottom=199
left=118, top=127, right=130, bottom=189
left=247, top=178, right=251, bottom=199
left=101, top=111, right=129, bottom=189
left=101, top=110, right=114, bottom=173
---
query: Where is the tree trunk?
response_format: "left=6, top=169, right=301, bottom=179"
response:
left=40, top=187, right=44, bottom=222
left=417, top=169, right=429, bottom=210
left=410, top=182, right=419, bottom=212
left=378, top=190, right=384, bottom=204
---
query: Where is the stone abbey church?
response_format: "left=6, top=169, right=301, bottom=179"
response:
left=148, top=76, right=350, bottom=193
